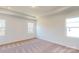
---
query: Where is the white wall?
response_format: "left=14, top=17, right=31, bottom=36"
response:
left=37, top=10, right=79, bottom=49
left=0, top=14, right=36, bottom=45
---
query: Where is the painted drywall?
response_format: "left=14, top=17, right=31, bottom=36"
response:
left=0, top=14, right=36, bottom=45
left=37, top=10, right=79, bottom=49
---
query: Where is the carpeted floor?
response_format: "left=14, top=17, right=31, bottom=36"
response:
left=0, top=38, right=79, bottom=53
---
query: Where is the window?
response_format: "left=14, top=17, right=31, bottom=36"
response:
left=66, top=17, right=79, bottom=38
left=28, top=22, right=34, bottom=33
left=0, top=20, right=5, bottom=36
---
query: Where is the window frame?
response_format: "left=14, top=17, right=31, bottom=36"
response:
left=27, top=22, right=34, bottom=34
left=66, top=17, right=79, bottom=38
left=0, top=20, right=6, bottom=36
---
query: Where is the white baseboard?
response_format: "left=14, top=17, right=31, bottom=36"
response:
left=37, top=37, right=79, bottom=50
left=0, top=37, right=36, bottom=46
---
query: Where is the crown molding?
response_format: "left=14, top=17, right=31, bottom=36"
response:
left=0, top=7, right=36, bottom=19
left=40, top=6, right=72, bottom=17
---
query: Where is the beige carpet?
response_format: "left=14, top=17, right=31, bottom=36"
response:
left=0, top=38, right=79, bottom=53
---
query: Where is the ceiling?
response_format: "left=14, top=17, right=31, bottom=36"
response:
left=10, top=6, right=65, bottom=16
left=0, top=6, right=79, bottom=18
